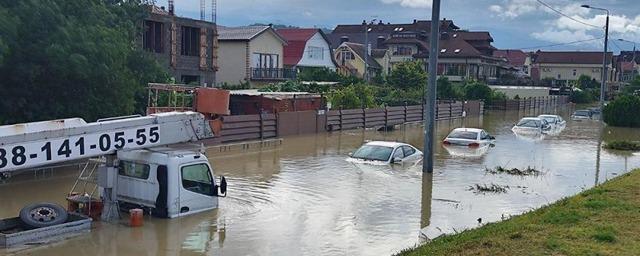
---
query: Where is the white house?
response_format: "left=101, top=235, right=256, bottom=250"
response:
left=277, top=28, right=336, bottom=71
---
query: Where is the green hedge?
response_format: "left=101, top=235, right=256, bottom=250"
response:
left=603, top=95, right=640, bottom=127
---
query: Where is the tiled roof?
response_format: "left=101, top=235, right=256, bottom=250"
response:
left=533, top=51, right=613, bottom=65
left=277, top=28, right=318, bottom=41
left=493, top=49, right=527, bottom=67
left=371, top=49, right=387, bottom=58
left=455, top=31, right=493, bottom=42
left=412, top=36, right=486, bottom=59
left=342, top=42, right=382, bottom=69
left=218, top=26, right=282, bottom=41
left=382, top=37, right=429, bottom=50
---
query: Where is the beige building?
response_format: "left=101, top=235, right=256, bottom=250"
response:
left=217, top=25, right=293, bottom=87
left=528, top=51, right=615, bottom=87
left=334, top=42, right=390, bottom=79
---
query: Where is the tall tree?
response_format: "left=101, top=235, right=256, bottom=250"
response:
left=0, top=0, right=169, bottom=124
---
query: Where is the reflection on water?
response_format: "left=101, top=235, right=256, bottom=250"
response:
left=1, top=107, right=640, bottom=256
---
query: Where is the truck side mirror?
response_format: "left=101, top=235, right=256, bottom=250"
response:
left=218, top=176, right=227, bottom=197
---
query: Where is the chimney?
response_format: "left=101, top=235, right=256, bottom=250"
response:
left=378, top=20, right=383, bottom=25
left=413, top=19, right=417, bottom=24
left=168, top=0, right=174, bottom=15
left=362, top=20, right=367, bottom=25
left=160, top=6, right=165, bottom=11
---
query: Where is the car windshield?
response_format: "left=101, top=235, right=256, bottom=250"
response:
left=351, top=145, right=394, bottom=161
left=447, top=130, right=478, bottom=140
left=575, top=111, right=590, bottom=116
left=540, top=116, right=555, bottom=123
left=516, top=119, right=540, bottom=128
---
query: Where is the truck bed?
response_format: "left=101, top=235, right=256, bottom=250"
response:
left=0, top=213, right=91, bottom=248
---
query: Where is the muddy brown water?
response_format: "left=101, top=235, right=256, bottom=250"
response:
left=1, top=108, right=639, bottom=256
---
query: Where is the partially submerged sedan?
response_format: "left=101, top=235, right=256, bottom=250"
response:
left=512, top=117, right=551, bottom=134
left=442, top=128, right=495, bottom=147
left=348, top=141, right=423, bottom=164
left=538, top=114, right=566, bottom=133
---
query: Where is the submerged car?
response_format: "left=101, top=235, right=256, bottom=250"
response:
left=348, top=141, right=423, bottom=164
left=512, top=117, right=551, bottom=134
left=442, top=128, right=495, bottom=147
left=571, top=110, right=592, bottom=121
left=538, top=114, right=566, bottom=129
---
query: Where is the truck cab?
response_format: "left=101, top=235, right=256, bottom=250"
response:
left=116, top=147, right=226, bottom=218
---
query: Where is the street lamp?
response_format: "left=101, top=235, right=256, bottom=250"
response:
left=581, top=4, right=609, bottom=122
left=617, top=38, right=638, bottom=80
left=364, top=19, right=377, bottom=82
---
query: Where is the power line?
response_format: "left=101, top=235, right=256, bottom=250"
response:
left=535, top=0, right=601, bottom=29
left=520, top=37, right=604, bottom=50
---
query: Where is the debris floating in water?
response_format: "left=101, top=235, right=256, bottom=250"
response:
left=485, top=166, right=542, bottom=176
left=468, top=184, right=509, bottom=194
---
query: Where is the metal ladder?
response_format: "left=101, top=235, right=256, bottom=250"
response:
left=67, top=158, right=115, bottom=219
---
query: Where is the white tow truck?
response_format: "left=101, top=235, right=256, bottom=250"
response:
left=0, top=112, right=226, bottom=238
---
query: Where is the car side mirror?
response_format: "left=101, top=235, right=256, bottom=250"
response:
left=489, top=136, right=496, bottom=140
left=392, top=158, right=402, bottom=164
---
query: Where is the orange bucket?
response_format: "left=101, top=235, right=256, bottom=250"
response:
left=129, top=209, right=144, bottom=227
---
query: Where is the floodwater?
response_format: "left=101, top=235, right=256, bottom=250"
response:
left=1, top=107, right=639, bottom=256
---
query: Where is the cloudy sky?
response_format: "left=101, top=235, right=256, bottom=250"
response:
left=163, top=0, right=640, bottom=52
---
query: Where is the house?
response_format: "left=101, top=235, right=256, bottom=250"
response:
left=276, top=28, right=336, bottom=72
left=528, top=51, right=615, bottom=87
left=329, top=19, right=505, bottom=82
left=411, top=31, right=506, bottom=82
left=216, top=25, right=294, bottom=87
left=142, top=5, right=218, bottom=86
left=615, top=51, right=639, bottom=82
left=334, top=42, right=389, bottom=79
left=493, top=49, right=528, bottom=76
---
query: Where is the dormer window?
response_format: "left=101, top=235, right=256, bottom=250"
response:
left=440, top=49, right=447, bottom=53
left=454, top=49, right=461, bottom=53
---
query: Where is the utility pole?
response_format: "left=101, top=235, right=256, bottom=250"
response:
left=364, top=22, right=369, bottom=82
left=581, top=4, right=609, bottom=122
left=423, top=0, right=440, bottom=173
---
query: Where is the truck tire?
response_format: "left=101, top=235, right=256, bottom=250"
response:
left=19, top=203, right=69, bottom=228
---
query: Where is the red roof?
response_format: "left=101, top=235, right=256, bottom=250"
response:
left=277, top=28, right=320, bottom=66
left=533, top=51, right=613, bottom=65
left=493, top=49, right=527, bottom=67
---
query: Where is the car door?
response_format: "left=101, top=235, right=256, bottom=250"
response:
left=178, top=162, right=216, bottom=216
left=401, top=146, right=417, bottom=162
left=391, top=147, right=405, bottom=163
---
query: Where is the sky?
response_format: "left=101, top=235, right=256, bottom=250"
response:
left=161, top=0, right=640, bottom=52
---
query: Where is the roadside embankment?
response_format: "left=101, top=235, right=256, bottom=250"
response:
left=398, top=169, right=640, bottom=256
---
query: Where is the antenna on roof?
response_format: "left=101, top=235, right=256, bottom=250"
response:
left=200, top=0, right=205, bottom=20
left=212, top=0, right=217, bottom=23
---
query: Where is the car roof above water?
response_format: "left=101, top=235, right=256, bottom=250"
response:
left=450, top=128, right=483, bottom=133
left=365, top=141, right=408, bottom=148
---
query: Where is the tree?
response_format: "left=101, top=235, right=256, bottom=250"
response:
left=463, top=81, right=493, bottom=101
left=330, top=83, right=376, bottom=109
left=386, top=61, right=427, bottom=90
left=576, top=75, right=599, bottom=89
left=603, top=95, right=640, bottom=127
left=623, top=75, right=640, bottom=95
left=437, top=76, right=461, bottom=100
left=0, top=0, right=169, bottom=124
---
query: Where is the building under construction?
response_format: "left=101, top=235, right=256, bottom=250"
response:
left=142, top=2, right=218, bottom=86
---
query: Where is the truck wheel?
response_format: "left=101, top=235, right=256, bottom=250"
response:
left=19, top=203, right=69, bottom=228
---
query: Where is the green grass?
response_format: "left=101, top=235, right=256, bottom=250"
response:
left=604, top=141, right=640, bottom=151
left=397, top=169, right=640, bottom=256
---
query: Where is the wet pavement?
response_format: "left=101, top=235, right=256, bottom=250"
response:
left=1, top=107, right=639, bottom=256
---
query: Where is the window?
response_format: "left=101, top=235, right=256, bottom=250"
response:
left=402, top=146, right=416, bottom=157
left=377, top=36, right=386, bottom=47
left=253, top=53, right=279, bottom=69
left=445, top=63, right=467, bottom=76
left=181, top=75, right=200, bottom=85
left=516, top=119, right=541, bottom=128
left=181, top=26, right=200, bottom=56
left=440, top=49, right=447, bottom=53
left=448, top=131, right=479, bottom=140
left=573, top=69, right=577, bottom=76
left=181, top=163, right=214, bottom=196
left=143, top=20, right=164, bottom=53
left=308, top=46, right=324, bottom=60
left=352, top=145, right=393, bottom=161
left=394, top=46, right=412, bottom=56
left=393, top=148, right=404, bottom=159
left=118, top=161, right=150, bottom=180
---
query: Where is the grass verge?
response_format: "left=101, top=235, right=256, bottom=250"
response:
left=397, top=169, right=640, bottom=256
left=604, top=141, right=640, bottom=151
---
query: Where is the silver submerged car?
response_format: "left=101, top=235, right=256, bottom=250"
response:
left=348, top=141, right=423, bottom=164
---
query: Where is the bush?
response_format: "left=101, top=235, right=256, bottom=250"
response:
left=570, top=90, right=595, bottom=104
left=604, top=141, right=640, bottom=151
left=329, top=83, right=376, bottom=109
left=603, top=95, right=640, bottom=127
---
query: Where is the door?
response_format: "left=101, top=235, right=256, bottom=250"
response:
left=178, top=162, right=216, bottom=215
left=401, top=146, right=418, bottom=162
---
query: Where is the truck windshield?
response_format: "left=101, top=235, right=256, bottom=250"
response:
left=181, top=163, right=214, bottom=196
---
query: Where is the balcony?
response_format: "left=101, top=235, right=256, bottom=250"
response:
left=250, top=68, right=297, bottom=80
